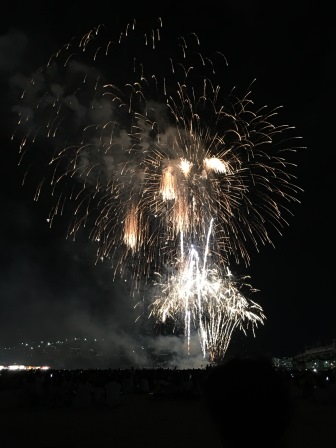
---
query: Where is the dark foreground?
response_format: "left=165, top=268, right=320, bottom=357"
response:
left=0, top=367, right=335, bottom=447
left=1, top=391, right=336, bottom=447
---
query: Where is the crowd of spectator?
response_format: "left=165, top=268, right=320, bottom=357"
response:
left=0, top=357, right=335, bottom=413
left=0, top=365, right=208, bottom=410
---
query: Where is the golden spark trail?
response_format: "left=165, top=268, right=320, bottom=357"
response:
left=12, top=17, right=303, bottom=362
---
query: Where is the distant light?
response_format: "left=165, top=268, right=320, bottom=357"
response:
left=8, top=365, right=25, bottom=370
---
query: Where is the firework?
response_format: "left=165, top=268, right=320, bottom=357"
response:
left=13, top=18, right=302, bottom=362
left=150, top=220, right=265, bottom=362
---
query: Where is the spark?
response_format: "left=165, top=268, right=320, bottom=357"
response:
left=150, top=220, right=265, bottom=362
left=13, top=17, right=303, bottom=362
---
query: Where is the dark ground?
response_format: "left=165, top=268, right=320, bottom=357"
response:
left=1, top=389, right=336, bottom=448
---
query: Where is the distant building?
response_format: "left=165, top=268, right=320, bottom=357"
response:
left=292, top=339, right=336, bottom=371
left=272, top=357, right=293, bottom=370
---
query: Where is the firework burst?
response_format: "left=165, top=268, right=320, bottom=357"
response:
left=150, top=220, right=265, bottom=362
left=12, top=18, right=303, bottom=362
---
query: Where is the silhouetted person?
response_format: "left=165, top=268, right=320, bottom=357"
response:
left=202, top=356, right=292, bottom=448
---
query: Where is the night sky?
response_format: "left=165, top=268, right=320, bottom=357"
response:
left=0, top=1, right=334, bottom=364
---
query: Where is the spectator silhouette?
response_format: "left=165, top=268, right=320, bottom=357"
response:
left=105, top=378, right=121, bottom=408
left=73, top=377, right=92, bottom=409
left=202, top=356, right=292, bottom=448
